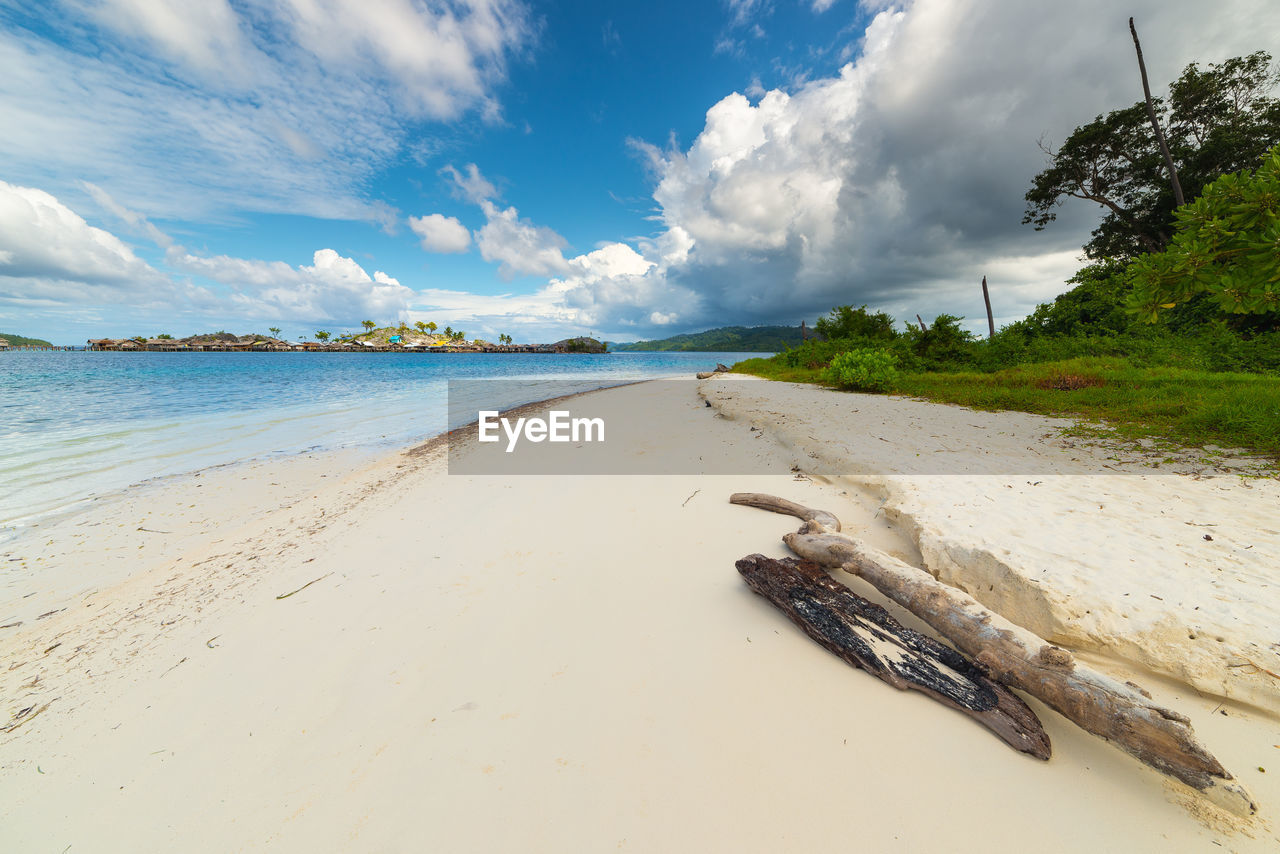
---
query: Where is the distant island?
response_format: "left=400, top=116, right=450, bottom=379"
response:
left=0, top=332, right=54, bottom=349
left=610, top=325, right=802, bottom=352
left=82, top=327, right=608, bottom=354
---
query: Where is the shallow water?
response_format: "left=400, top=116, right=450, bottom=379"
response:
left=0, top=350, right=757, bottom=538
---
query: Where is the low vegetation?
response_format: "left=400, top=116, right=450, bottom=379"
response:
left=735, top=212, right=1280, bottom=459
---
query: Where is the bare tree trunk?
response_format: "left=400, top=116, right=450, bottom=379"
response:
left=916, top=314, right=928, bottom=333
left=981, top=276, right=995, bottom=339
left=1129, top=17, right=1185, bottom=207
left=729, top=492, right=1257, bottom=816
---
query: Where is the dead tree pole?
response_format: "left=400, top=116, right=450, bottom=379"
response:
left=1129, top=17, right=1185, bottom=207
left=916, top=314, right=928, bottom=333
left=981, top=276, right=995, bottom=339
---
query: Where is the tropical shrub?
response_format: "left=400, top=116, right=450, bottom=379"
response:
left=824, top=348, right=899, bottom=392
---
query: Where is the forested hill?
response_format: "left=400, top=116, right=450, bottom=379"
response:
left=0, top=332, right=54, bottom=347
left=610, top=325, right=802, bottom=352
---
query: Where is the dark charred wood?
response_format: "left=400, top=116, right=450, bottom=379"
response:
left=736, top=554, right=1051, bottom=760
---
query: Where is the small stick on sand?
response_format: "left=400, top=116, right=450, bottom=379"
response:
left=276, top=573, right=333, bottom=600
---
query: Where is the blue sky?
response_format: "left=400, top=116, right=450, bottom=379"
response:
left=2, top=0, right=1277, bottom=345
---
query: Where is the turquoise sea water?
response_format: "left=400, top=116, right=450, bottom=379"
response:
left=0, top=350, right=759, bottom=538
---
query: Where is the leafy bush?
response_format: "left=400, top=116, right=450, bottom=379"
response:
left=1005, top=261, right=1133, bottom=338
left=778, top=338, right=855, bottom=368
left=1128, top=145, right=1280, bottom=324
left=904, top=313, right=976, bottom=369
left=823, top=348, right=899, bottom=392
left=814, top=304, right=897, bottom=341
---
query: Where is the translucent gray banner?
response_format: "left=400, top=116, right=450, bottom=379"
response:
left=444, top=379, right=1272, bottom=477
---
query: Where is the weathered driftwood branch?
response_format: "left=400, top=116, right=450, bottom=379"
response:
left=737, top=554, right=1051, bottom=759
left=729, top=492, right=1257, bottom=817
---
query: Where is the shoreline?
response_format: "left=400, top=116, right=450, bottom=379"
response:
left=0, top=379, right=653, bottom=627
left=2, top=377, right=1277, bottom=850
left=0, top=368, right=685, bottom=549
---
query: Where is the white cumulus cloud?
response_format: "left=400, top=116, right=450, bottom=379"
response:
left=602, top=0, right=1280, bottom=335
left=409, top=213, right=473, bottom=253
left=0, top=180, right=160, bottom=286
left=475, top=200, right=571, bottom=280
left=167, top=246, right=415, bottom=324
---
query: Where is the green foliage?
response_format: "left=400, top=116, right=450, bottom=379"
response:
left=904, top=313, right=975, bottom=369
left=823, top=348, right=899, bottom=392
left=1128, top=145, right=1280, bottom=324
left=814, top=305, right=896, bottom=342
left=1005, top=262, right=1133, bottom=338
left=1024, top=51, right=1280, bottom=261
left=0, top=332, right=53, bottom=347
left=315, top=330, right=331, bottom=342
left=776, top=337, right=861, bottom=369
left=612, top=325, right=803, bottom=352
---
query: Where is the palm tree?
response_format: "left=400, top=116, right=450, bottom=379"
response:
left=443, top=326, right=453, bottom=338
left=362, top=320, right=376, bottom=333
left=268, top=326, right=282, bottom=339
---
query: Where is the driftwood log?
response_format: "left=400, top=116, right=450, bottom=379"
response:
left=737, top=554, right=1051, bottom=759
left=730, top=492, right=1258, bottom=817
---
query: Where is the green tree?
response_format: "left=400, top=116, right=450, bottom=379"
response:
left=1127, top=145, right=1280, bottom=324
left=315, top=330, right=331, bottom=342
left=414, top=321, right=427, bottom=335
left=269, top=326, right=282, bottom=338
left=362, top=320, right=376, bottom=333
left=814, top=304, right=897, bottom=341
left=1024, top=51, right=1280, bottom=261
left=443, top=326, right=453, bottom=338
left=157, top=333, right=173, bottom=340
left=1005, top=261, right=1132, bottom=337
left=906, top=314, right=975, bottom=367
left=427, top=321, right=438, bottom=333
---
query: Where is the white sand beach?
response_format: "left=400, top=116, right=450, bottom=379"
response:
left=2, top=378, right=1277, bottom=851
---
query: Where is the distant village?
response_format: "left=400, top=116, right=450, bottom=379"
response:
left=83, top=326, right=607, bottom=354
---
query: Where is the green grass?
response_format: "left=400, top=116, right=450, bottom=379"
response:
left=734, top=355, right=1280, bottom=462
left=730, top=357, right=824, bottom=384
